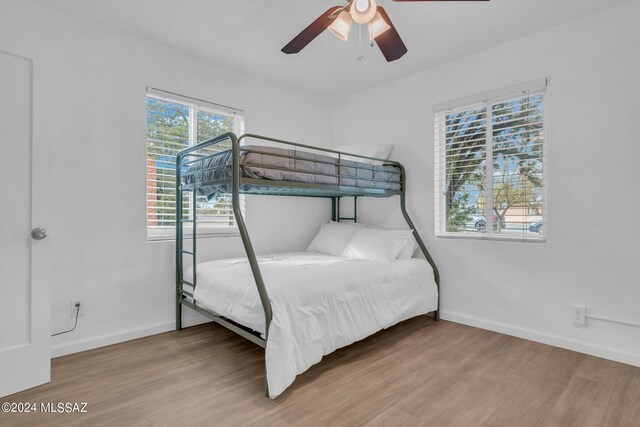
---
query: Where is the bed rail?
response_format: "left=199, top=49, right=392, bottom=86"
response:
left=239, top=133, right=402, bottom=165
left=398, top=162, right=440, bottom=320
left=179, top=133, right=403, bottom=198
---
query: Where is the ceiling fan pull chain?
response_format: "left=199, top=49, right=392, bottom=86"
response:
left=357, top=24, right=364, bottom=61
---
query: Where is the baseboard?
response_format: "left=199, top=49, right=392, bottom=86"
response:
left=440, top=311, right=640, bottom=368
left=51, top=316, right=210, bottom=358
left=52, top=310, right=640, bottom=367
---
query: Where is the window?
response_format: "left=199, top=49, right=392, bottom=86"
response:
left=434, top=80, right=546, bottom=241
left=146, top=88, right=244, bottom=240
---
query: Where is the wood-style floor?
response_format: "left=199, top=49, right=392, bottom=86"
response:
left=2, top=318, right=639, bottom=427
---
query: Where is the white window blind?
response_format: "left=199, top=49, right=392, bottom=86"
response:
left=146, top=88, right=245, bottom=240
left=434, top=80, right=546, bottom=241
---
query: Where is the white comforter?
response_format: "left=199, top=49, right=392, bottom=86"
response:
left=191, top=252, right=438, bottom=398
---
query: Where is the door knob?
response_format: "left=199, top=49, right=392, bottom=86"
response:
left=31, top=227, right=48, bottom=240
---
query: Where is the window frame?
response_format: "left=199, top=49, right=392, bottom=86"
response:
left=146, top=88, right=245, bottom=241
left=434, top=79, right=548, bottom=243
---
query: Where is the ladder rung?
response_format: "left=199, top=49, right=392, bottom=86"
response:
left=182, top=250, right=194, bottom=255
left=179, top=219, right=194, bottom=223
left=182, top=280, right=194, bottom=287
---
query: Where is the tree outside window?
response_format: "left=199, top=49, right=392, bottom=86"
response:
left=146, top=92, right=244, bottom=239
left=437, top=90, right=545, bottom=239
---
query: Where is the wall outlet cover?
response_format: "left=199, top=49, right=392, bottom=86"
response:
left=572, top=305, right=586, bottom=326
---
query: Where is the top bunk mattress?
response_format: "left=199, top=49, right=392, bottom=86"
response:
left=181, top=145, right=401, bottom=198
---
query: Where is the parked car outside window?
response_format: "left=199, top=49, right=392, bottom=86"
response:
left=529, top=221, right=543, bottom=234
left=471, top=215, right=506, bottom=232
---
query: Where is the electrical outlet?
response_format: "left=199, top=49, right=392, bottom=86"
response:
left=70, top=300, right=85, bottom=318
left=572, top=305, right=586, bottom=325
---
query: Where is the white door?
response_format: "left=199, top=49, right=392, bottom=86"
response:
left=0, top=42, right=53, bottom=397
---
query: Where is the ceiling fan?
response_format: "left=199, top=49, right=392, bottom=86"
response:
left=282, top=0, right=489, bottom=62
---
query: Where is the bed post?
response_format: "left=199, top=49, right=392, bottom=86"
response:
left=398, top=164, right=441, bottom=321
left=353, top=196, right=358, bottom=223
left=331, top=197, right=338, bottom=222
left=175, top=155, right=183, bottom=331
left=235, top=134, right=274, bottom=397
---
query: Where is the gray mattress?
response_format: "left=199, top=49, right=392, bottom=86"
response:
left=181, top=145, right=401, bottom=199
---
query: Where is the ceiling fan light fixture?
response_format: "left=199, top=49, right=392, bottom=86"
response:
left=367, top=11, right=391, bottom=41
left=328, top=10, right=353, bottom=41
left=350, top=0, right=377, bottom=24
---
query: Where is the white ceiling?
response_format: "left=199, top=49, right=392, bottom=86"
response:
left=36, top=0, right=626, bottom=97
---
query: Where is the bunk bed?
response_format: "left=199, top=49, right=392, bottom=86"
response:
left=175, top=132, right=440, bottom=398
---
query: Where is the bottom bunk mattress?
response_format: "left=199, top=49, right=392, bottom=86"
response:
left=190, top=252, right=438, bottom=398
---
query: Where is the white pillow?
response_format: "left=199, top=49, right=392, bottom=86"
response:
left=397, top=234, right=418, bottom=259
left=342, top=228, right=412, bottom=263
left=307, top=222, right=365, bottom=257
left=364, top=223, right=418, bottom=259
left=334, top=144, right=394, bottom=165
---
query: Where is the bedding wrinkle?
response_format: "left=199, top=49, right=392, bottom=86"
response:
left=191, top=252, right=438, bottom=397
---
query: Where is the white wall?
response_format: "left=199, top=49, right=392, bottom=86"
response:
left=2, top=0, right=639, bottom=366
left=333, top=0, right=640, bottom=366
left=0, top=1, right=333, bottom=356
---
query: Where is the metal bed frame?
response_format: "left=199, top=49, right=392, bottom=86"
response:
left=175, top=132, right=440, bottom=395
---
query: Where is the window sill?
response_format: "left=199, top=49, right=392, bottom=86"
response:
left=435, top=232, right=546, bottom=243
left=147, top=230, right=241, bottom=242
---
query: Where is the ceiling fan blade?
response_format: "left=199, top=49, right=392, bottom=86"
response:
left=282, top=6, right=342, bottom=54
left=374, top=7, right=407, bottom=62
